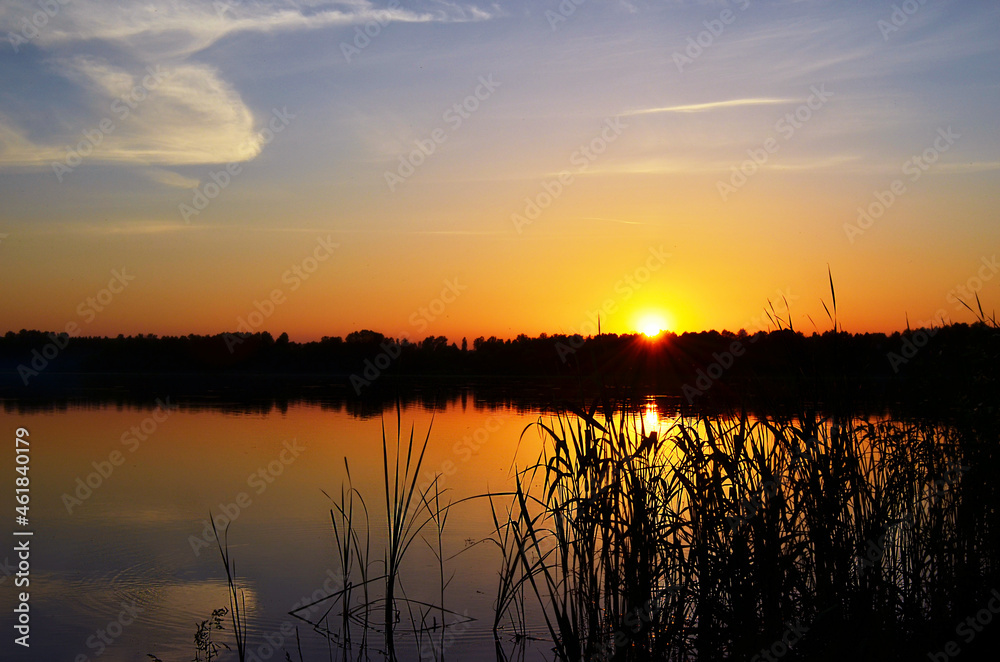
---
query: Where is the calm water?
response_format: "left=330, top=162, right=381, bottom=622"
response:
left=0, top=394, right=630, bottom=661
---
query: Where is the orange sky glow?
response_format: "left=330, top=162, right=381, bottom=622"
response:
left=1, top=1, right=997, bottom=342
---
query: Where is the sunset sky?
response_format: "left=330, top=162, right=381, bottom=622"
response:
left=1, top=0, right=998, bottom=342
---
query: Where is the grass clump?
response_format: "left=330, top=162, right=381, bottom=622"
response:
left=497, top=400, right=996, bottom=661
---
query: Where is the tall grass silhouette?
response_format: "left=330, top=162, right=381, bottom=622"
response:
left=494, top=400, right=996, bottom=660
left=189, top=397, right=995, bottom=661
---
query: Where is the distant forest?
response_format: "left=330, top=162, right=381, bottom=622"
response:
left=2, top=323, right=997, bottom=415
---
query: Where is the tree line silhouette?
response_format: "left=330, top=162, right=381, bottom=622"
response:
left=1, top=324, right=996, bottom=414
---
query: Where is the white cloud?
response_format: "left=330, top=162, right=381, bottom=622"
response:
left=0, top=1, right=496, bottom=174
left=0, top=61, right=263, bottom=167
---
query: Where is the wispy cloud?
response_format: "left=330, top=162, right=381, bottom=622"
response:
left=142, top=168, right=201, bottom=189
left=625, top=98, right=794, bottom=115
left=42, top=220, right=199, bottom=236
left=0, top=61, right=263, bottom=168
left=0, top=0, right=495, bottom=59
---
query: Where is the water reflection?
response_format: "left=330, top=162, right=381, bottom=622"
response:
left=1, top=392, right=994, bottom=661
left=0, top=395, right=554, bottom=661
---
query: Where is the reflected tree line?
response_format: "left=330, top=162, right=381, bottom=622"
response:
left=1, top=323, right=997, bottom=416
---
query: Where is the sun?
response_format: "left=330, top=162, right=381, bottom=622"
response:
left=636, top=311, right=671, bottom=337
